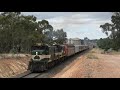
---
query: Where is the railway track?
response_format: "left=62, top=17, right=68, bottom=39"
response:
left=22, top=73, right=42, bottom=78
left=11, top=70, right=31, bottom=78
left=11, top=49, right=91, bottom=78
left=11, top=70, right=45, bottom=78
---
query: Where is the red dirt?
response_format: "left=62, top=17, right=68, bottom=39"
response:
left=0, top=56, right=30, bottom=78
left=52, top=49, right=120, bottom=78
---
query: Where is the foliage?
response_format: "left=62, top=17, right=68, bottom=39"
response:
left=53, top=29, right=67, bottom=44
left=99, top=12, right=120, bottom=51
left=0, top=12, right=67, bottom=53
left=87, top=53, right=98, bottom=59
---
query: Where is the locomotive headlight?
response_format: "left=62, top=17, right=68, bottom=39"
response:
left=36, top=52, right=38, bottom=55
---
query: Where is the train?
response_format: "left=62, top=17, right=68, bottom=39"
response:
left=28, top=44, right=89, bottom=72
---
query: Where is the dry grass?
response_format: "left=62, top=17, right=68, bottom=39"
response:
left=89, top=49, right=96, bottom=53
left=108, top=51, right=120, bottom=55
left=0, top=54, right=30, bottom=60
left=90, top=51, right=96, bottom=53
left=90, top=48, right=104, bottom=54
left=87, top=48, right=99, bottom=59
left=100, top=49, right=120, bottom=55
left=87, top=53, right=98, bottom=59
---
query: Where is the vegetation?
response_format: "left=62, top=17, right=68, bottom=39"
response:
left=0, top=12, right=67, bottom=53
left=87, top=49, right=98, bottom=59
left=53, top=29, right=67, bottom=44
left=87, top=53, right=98, bottom=59
left=97, top=38, right=113, bottom=51
left=98, top=12, right=120, bottom=51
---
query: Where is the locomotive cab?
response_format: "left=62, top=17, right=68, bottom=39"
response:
left=31, top=45, right=50, bottom=61
left=28, top=45, right=52, bottom=72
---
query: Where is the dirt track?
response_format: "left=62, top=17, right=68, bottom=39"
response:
left=50, top=48, right=120, bottom=78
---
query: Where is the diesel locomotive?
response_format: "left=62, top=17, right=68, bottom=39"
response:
left=28, top=44, right=89, bottom=72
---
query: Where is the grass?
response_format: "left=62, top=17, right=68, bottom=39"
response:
left=87, top=54, right=99, bottom=59
left=107, top=50, right=120, bottom=55
left=0, top=53, right=30, bottom=60
left=91, top=48, right=120, bottom=56
left=86, top=48, right=99, bottom=59
left=89, top=48, right=96, bottom=53
left=100, top=49, right=120, bottom=55
left=90, top=50, right=96, bottom=53
left=89, top=48, right=103, bottom=54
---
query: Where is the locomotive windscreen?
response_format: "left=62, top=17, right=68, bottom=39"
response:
left=31, top=46, right=49, bottom=51
left=31, top=45, right=49, bottom=55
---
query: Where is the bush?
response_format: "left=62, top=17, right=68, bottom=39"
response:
left=87, top=54, right=98, bottom=59
left=9, top=48, right=17, bottom=54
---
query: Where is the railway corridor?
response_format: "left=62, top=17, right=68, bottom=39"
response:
left=12, top=48, right=120, bottom=78
left=2, top=48, right=120, bottom=78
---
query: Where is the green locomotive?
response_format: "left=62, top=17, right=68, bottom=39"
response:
left=28, top=44, right=66, bottom=72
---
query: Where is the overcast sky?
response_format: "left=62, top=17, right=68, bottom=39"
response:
left=21, top=12, right=112, bottom=39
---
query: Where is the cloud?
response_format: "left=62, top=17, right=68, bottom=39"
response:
left=43, top=12, right=112, bottom=31
left=22, top=12, right=79, bottom=19
left=22, top=12, right=112, bottom=29
left=22, top=12, right=112, bottom=39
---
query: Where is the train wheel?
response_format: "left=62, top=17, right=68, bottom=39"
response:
left=46, top=63, right=49, bottom=69
left=60, top=57, right=62, bottom=61
left=54, top=60, right=56, bottom=65
left=30, top=64, right=34, bottom=72
left=47, top=62, right=51, bottom=70
left=63, top=57, right=65, bottom=61
left=52, top=61, right=54, bottom=67
left=41, top=65, right=44, bottom=71
left=60, top=58, right=62, bottom=63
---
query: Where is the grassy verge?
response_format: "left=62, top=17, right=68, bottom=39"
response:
left=87, top=53, right=98, bottom=59
left=86, top=48, right=99, bottom=59
left=0, top=53, right=30, bottom=60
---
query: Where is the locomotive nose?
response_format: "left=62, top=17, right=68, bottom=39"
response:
left=34, top=55, right=40, bottom=59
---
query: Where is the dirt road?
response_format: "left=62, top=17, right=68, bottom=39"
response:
left=50, top=48, right=120, bottom=78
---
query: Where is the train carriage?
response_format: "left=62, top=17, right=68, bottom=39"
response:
left=64, top=44, right=75, bottom=57
left=74, top=45, right=80, bottom=54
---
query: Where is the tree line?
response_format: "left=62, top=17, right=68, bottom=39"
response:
left=97, top=12, right=120, bottom=51
left=0, top=12, right=67, bottom=53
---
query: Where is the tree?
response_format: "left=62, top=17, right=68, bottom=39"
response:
left=99, top=12, right=120, bottom=51
left=97, top=38, right=113, bottom=51
left=0, top=12, right=41, bottom=53
left=0, top=12, right=67, bottom=53
left=38, top=20, right=54, bottom=45
left=53, top=29, right=67, bottom=44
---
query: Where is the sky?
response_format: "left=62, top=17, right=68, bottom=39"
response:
left=21, top=12, right=112, bottom=39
